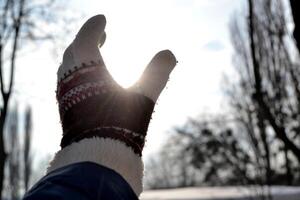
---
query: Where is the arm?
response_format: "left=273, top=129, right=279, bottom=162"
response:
left=23, top=15, right=177, bottom=199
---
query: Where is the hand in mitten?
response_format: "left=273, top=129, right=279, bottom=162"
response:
left=48, top=15, right=177, bottom=196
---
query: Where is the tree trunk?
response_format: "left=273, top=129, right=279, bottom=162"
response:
left=290, top=0, right=300, bottom=51
left=257, top=111, right=272, bottom=200
left=0, top=99, right=8, bottom=200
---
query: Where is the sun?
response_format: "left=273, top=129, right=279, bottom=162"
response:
left=106, top=62, right=143, bottom=88
left=102, top=48, right=147, bottom=88
left=101, top=43, right=149, bottom=88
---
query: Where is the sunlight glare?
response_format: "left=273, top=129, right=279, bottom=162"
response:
left=108, top=64, right=142, bottom=88
left=103, top=49, right=146, bottom=88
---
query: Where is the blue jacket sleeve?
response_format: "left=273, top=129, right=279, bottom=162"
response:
left=22, top=162, right=139, bottom=200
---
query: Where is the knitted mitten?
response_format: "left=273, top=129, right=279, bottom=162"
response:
left=48, top=15, right=177, bottom=196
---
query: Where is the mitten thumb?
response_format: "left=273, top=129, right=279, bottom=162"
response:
left=130, top=50, right=177, bottom=102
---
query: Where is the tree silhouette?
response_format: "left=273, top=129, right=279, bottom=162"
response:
left=227, top=0, right=300, bottom=185
left=0, top=0, right=72, bottom=197
left=175, top=118, right=258, bottom=186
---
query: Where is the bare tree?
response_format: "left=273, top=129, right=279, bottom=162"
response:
left=144, top=134, right=198, bottom=189
left=227, top=0, right=300, bottom=186
left=0, top=1, right=24, bottom=197
left=249, top=0, right=300, bottom=163
left=0, top=0, right=73, bottom=198
left=175, top=118, right=259, bottom=186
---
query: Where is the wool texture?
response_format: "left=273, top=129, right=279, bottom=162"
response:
left=47, top=138, right=144, bottom=196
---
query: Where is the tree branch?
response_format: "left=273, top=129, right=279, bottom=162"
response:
left=7, top=0, right=26, bottom=98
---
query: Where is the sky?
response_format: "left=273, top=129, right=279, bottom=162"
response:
left=12, top=0, right=244, bottom=167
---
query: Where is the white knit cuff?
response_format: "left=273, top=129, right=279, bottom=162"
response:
left=47, top=137, right=144, bottom=196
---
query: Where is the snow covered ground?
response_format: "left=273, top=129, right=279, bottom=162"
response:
left=140, top=186, right=300, bottom=200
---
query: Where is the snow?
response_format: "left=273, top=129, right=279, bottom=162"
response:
left=140, top=186, right=300, bottom=200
